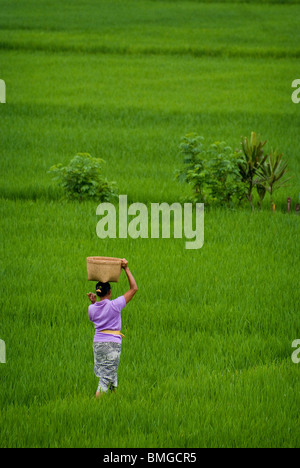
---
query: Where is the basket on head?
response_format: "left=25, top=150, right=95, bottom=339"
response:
left=87, top=256, right=122, bottom=283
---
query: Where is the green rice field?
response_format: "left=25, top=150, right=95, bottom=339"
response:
left=0, top=0, right=299, bottom=448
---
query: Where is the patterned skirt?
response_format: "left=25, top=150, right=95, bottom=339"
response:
left=93, top=341, right=122, bottom=392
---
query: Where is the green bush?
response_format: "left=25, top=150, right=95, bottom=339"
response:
left=254, top=149, right=292, bottom=209
left=48, top=153, right=118, bottom=202
left=176, top=133, right=246, bottom=206
left=177, top=132, right=291, bottom=210
left=237, top=132, right=268, bottom=210
left=238, top=132, right=291, bottom=210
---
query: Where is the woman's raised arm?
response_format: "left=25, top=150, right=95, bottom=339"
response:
left=121, top=259, right=138, bottom=304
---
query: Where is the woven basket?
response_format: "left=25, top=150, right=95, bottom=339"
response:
left=87, top=256, right=122, bottom=283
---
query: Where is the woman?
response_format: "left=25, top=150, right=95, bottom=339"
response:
left=87, top=258, right=138, bottom=398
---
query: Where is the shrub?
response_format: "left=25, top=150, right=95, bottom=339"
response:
left=48, top=153, right=118, bottom=202
left=176, top=133, right=246, bottom=206
left=237, top=132, right=268, bottom=210
left=177, top=132, right=291, bottom=210
left=238, top=133, right=291, bottom=210
left=254, top=149, right=291, bottom=209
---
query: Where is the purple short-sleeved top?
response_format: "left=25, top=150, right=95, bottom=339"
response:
left=88, top=295, right=126, bottom=344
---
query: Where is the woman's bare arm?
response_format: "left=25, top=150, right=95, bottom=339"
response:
left=121, top=259, right=138, bottom=304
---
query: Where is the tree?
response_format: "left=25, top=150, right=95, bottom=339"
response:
left=254, top=149, right=291, bottom=209
left=237, top=132, right=267, bottom=210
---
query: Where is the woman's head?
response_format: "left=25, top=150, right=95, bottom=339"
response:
left=96, top=281, right=111, bottom=298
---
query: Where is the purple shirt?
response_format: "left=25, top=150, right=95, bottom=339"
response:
left=88, top=295, right=126, bottom=344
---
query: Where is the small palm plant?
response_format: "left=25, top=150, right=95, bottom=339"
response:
left=238, top=132, right=267, bottom=210
left=254, top=150, right=291, bottom=210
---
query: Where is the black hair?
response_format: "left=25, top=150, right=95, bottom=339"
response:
left=96, top=282, right=111, bottom=298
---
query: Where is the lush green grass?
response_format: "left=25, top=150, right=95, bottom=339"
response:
left=0, top=200, right=299, bottom=447
left=0, top=0, right=299, bottom=448
left=1, top=0, right=300, bottom=56
left=1, top=50, right=299, bottom=205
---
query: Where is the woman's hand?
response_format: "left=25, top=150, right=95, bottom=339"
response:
left=87, top=292, right=97, bottom=304
left=121, top=258, right=128, bottom=269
